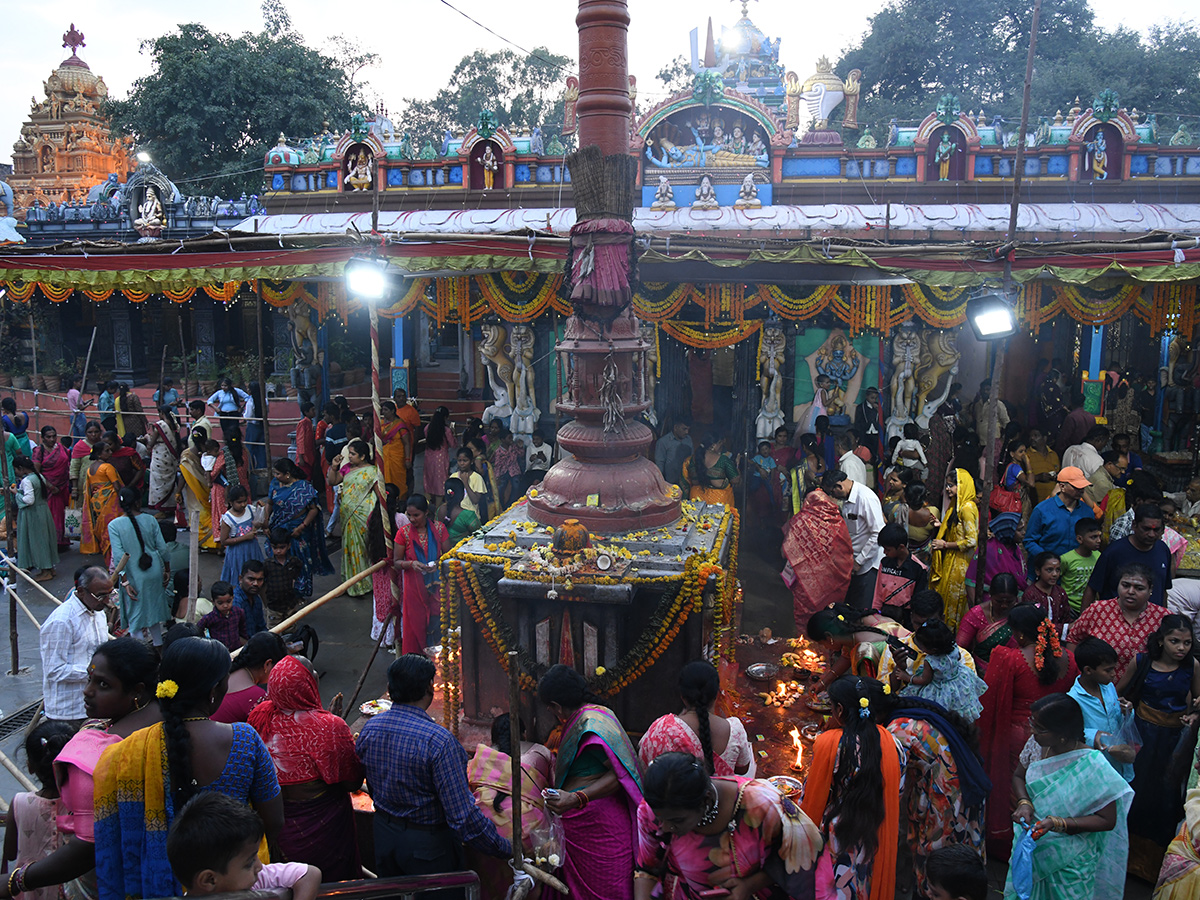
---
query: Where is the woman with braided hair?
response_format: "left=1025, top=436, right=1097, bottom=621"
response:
left=109, top=487, right=172, bottom=646
left=977, top=603, right=1078, bottom=860
left=91, top=636, right=282, bottom=900
left=807, top=602, right=912, bottom=685
left=638, top=661, right=755, bottom=777
left=799, top=675, right=904, bottom=900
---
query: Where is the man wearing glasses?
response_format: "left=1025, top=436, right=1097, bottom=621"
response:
left=39, top=566, right=114, bottom=724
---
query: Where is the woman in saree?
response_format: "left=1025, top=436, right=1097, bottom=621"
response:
left=69, top=420, right=103, bottom=503
left=683, top=434, right=740, bottom=507
left=248, top=655, right=362, bottom=880
left=261, top=458, right=332, bottom=598
left=32, top=425, right=71, bottom=552
left=179, top=429, right=217, bottom=551
left=538, top=665, right=644, bottom=900
left=978, top=603, right=1078, bottom=860
left=210, top=431, right=250, bottom=525
left=143, top=407, right=182, bottom=519
left=441, top=478, right=480, bottom=545
left=1006, top=693, right=1132, bottom=900
left=639, top=660, right=755, bottom=777
left=295, top=401, right=319, bottom=484
left=422, top=406, right=455, bottom=509
left=328, top=438, right=385, bottom=599
left=868, top=680, right=989, bottom=898
left=0, top=638, right=160, bottom=900
left=11, top=457, right=58, bottom=582
left=800, top=676, right=904, bottom=900
left=378, top=400, right=408, bottom=498
left=930, top=468, right=979, bottom=629
left=105, top=432, right=144, bottom=493
left=80, top=442, right=122, bottom=563
left=957, top=572, right=1021, bottom=674
left=92, top=637, right=282, bottom=900
left=110, top=488, right=172, bottom=646
left=635, top=752, right=821, bottom=900
left=466, top=713, right=555, bottom=899
left=395, top=494, right=449, bottom=655
left=963, top=511, right=1028, bottom=605
left=1156, top=787, right=1200, bottom=898
left=783, top=486, right=853, bottom=634
left=808, top=603, right=912, bottom=684
left=791, top=433, right=827, bottom=500
left=113, top=384, right=146, bottom=442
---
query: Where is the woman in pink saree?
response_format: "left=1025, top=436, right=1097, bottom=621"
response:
left=33, top=426, right=71, bottom=552
left=538, top=665, right=644, bottom=900
left=466, top=714, right=555, bottom=899
left=782, top=487, right=853, bottom=633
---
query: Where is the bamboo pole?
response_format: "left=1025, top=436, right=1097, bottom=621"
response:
left=0, top=749, right=37, bottom=792
left=344, top=610, right=394, bottom=716
left=179, top=318, right=191, bottom=409
left=186, top=510, right=200, bottom=623
left=509, top=650, right=523, bottom=874
left=255, top=282, right=273, bottom=473
left=0, top=551, right=61, bottom=606
left=29, top=316, right=39, bottom=431
left=80, top=326, right=97, bottom=396
left=5, top=584, right=42, bottom=630
left=2, top=428, right=16, bottom=675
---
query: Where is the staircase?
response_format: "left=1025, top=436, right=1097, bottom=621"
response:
left=411, top=367, right=486, bottom=423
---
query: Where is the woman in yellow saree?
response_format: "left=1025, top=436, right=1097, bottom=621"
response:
left=328, top=439, right=385, bottom=598
left=179, top=429, right=217, bottom=550
left=930, top=468, right=979, bottom=629
left=378, top=400, right=409, bottom=497
left=80, top=442, right=122, bottom=563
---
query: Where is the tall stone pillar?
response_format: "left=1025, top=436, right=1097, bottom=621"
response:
left=110, top=303, right=148, bottom=384
left=527, top=0, right=681, bottom=532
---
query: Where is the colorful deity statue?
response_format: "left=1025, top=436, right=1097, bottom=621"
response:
left=345, top=148, right=372, bottom=191
left=480, top=144, right=499, bottom=190
left=1086, top=129, right=1108, bottom=180
left=934, top=132, right=957, bottom=181
left=692, top=174, right=719, bottom=209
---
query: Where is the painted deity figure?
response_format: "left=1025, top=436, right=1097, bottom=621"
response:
left=693, top=175, right=719, bottom=209
left=480, top=144, right=499, bottom=190
left=914, top=330, right=961, bottom=427
left=509, top=325, right=540, bottom=438
left=815, top=334, right=861, bottom=415
left=346, top=148, right=372, bottom=191
left=134, top=187, right=164, bottom=236
left=888, top=324, right=922, bottom=430
left=756, top=324, right=786, bottom=439
left=935, top=132, right=957, bottom=181
left=1087, top=130, right=1108, bottom=180
left=651, top=175, right=676, bottom=211
left=734, top=174, right=761, bottom=209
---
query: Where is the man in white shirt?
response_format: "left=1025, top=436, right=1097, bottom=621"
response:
left=835, top=432, right=869, bottom=486
left=821, top=469, right=886, bottom=611
left=40, top=567, right=114, bottom=723
left=1061, top=425, right=1109, bottom=479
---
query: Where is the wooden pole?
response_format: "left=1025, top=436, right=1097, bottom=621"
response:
left=186, top=510, right=200, bottom=623
left=0, top=551, right=61, bottom=606
left=155, top=345, right=168, bottom=418
left=5, top=584, right=42, bottom=630
left=0, top=749, right=37, bottom=792
left=179, top=318, right=191, bottom=408
left=29, top=316, right=39, bottom=431
left=508, top=650, right=523, bottom=874
left=80, top=326, right=97, bottom=396
left=255, top=282, right=273, bottom=472
left=345, top=610, right=395, bottom=716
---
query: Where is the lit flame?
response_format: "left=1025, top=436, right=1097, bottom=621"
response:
left=789, top=727, right=803, bottom=770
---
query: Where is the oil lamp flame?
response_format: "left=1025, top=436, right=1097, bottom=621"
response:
left=789, top=727, right=803, bottom=771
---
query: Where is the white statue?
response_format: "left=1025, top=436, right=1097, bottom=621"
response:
left=914, top=330, right=961, bottom=428
left=479, top=322, right=515, bottom=425
left=886, top=323, right=922, bottom=438
left=508, top=324, right=540, bottom=438
left=756, top=324, right=786, bottom=439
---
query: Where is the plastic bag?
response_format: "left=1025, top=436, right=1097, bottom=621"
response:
left=527, top=809, right=566, bottom=871
left=1010, top=824, right=1036, bottom=900
left=1097, top=709, right=1143, bottom=764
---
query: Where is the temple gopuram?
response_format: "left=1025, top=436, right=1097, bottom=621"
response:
left=7, top=25, right=133, bottom=219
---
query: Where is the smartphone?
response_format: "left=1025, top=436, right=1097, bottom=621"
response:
left=542, top=788, right=560, bottom=800
left=698, top=890, right=730, bottom=898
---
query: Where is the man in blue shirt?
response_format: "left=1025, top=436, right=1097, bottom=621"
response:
left=1024, top=466, right=1095, bottom=561
left=98, top=380, right=117, bottom=433
left=232, top=559, right=268, bottom=636
left=1084, top=503, right=1173, bottom=608
left=357, top=654, right=511, bottom=890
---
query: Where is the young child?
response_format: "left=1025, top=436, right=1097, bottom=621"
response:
left=1059, top=518, right=1102, bottom=615
left=876, top=589, right=979, bottom=685
left=1117, top=613, right=1199, bottom=868
left=218, top=486, right=264, bottom=584
left=1068, top=636, right=1136, bottom=780
left=892, top=620, right=988, bottom=720
left=875, top=522, right=928, bottom=619
left=262, top=528, right=304, bottom=626
left=167, top=792, right=320, bottom=899
left=892, top=422, right=928, bottom=476
left=196, top=580, right=246, bottom=651
left=748, top=439, right=787, bottom=522
left=1021, top=551, right=1073, bottom=626
left=200, top=438, right=220, bottom=477
left=490, top=427, right=524, bottom=508
left=2, top=721, right=76, bottom=900
left=924, top=844, right=988, bottom=900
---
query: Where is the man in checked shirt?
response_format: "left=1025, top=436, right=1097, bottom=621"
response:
left=356, top=654, right=511, bottom=894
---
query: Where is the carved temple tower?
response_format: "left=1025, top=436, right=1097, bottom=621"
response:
left=8, top=24, right=133, bottom=219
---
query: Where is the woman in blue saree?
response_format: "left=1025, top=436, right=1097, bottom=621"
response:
left=260, top=458, right=332, bottom=597
left=538, top=665, right=644, bottom=900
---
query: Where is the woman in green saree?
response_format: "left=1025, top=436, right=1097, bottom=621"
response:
left=440, top=478, right=479, bottom=546
left=327, top=439, right=385, bottom=598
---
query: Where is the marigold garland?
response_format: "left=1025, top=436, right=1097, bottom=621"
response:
left=660, top=320, right=762, bottom=349
left=1033, top=618, right=1063, bottom=673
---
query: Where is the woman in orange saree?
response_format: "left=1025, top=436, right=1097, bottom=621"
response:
left=80, top=443, right=122, bottom=563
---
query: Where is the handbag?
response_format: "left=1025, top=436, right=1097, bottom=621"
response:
left=989, top=484, right=1023, bottom=514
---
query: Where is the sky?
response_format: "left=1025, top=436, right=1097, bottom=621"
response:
left=0, top=0, right=1186, bottom=172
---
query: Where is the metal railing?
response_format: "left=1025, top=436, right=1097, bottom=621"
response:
left=150, top=873, right=481, bottom=900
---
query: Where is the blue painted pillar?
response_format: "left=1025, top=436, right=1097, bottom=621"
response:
left=392, top=315, right=409, bottom=394
left=1156, top=332, right=1172, bottom=430
left=1087, top=325, right=1104, bottom=379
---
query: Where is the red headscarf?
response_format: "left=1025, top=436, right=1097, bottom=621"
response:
left=248, top=656, right=362, bottom=786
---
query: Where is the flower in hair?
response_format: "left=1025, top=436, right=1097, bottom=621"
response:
left=837, top=615, right=845, bottom=622
left=882, top=682, right=891, bottom=695
left=156, top=680, right=179, bottom=700
left=859, top=697, right=869, bottom=709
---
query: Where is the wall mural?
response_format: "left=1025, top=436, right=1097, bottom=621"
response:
left=792, top=329, right=879, bottom=430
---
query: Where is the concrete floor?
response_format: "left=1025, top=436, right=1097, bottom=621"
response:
left=0, top=494, right=1157, bottom=897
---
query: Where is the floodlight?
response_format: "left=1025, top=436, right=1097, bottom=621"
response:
left=966, top=293, right=1017, bottom=341
left=136, top=151, right=152, bottom=163
left=345, top=257, right=390, bottom=301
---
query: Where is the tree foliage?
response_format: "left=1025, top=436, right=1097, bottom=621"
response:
left=837, top=0, right=1200, bottom=132
left=400, top=47, right=572, bottom=148
left=105, top=1, right=371, bottom=196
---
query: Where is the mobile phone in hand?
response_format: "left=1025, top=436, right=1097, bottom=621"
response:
left=698, top=890, right=730, bottom=898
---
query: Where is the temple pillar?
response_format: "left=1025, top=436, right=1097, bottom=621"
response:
left=110, top=303, right=148, bottom=384
left=575, top=0, right=633, bottom=155
left=193, top=303, right=217, bottom=371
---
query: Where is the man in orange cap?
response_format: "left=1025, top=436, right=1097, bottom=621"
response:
left=1023, top=466, right=1096, bottom=561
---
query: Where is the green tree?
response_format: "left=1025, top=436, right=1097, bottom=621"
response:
left=399, top=47, right=573, bottom=148
left=106, top=2, right=372, bottom=196
left=656, top=55, right=694, bottom=94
